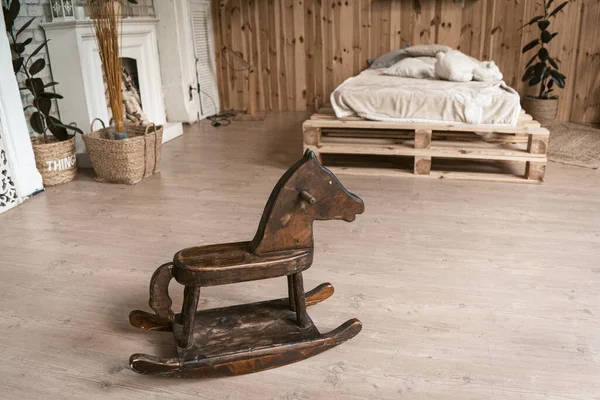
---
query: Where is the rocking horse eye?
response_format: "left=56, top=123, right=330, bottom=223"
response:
left=328, top=181, right=332, bottom=185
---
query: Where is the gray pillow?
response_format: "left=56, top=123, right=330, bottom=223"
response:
left=369, top=44, right=411, bottom=69
left=404, top=44, right=451, bottom=57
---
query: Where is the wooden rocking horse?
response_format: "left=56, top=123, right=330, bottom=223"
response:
left=128, top=150, right=365, bottom=378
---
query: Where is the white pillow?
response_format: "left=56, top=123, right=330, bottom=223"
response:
left=473, top=61, right=503, bottom=82
left=434, top=50, right=476, bottom=82
left=383, top=57, right=436, bottom=79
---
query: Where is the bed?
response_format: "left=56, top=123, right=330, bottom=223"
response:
left=303, top=45, right=549, bottom=184
left=330, top=69, right=522, bottom=126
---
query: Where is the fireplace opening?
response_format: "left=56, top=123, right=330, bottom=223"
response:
left=121, top=57, right=148, bottom=125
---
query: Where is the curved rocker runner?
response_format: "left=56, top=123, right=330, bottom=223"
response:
left=128, top=150, right=365, bottom=378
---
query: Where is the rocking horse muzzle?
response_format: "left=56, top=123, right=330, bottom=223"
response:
left=340, top=197, right=364, bottom=222
left=299, top=188, right=364, bottom=222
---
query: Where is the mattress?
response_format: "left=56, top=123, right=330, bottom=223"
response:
left=330, top=69, right=521, bottom=126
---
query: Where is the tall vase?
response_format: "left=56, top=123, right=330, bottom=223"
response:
left=114, top=119, right=127, bottom=140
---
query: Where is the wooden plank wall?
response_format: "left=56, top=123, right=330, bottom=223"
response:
left=211, top=0, right=600, bottom=123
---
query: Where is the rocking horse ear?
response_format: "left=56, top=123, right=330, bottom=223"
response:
left=303, top=149, right=315, bottom=159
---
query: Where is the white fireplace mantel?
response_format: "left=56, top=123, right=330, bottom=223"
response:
left=42, top=18, right=182, bottom=167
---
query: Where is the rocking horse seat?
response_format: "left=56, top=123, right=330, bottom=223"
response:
left=173, top=241, right=313, bottom=287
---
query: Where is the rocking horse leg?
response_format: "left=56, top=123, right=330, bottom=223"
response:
left=287, top=275, right=296, bottom=311
left=178, top=285, right=201, bottom=349
left=291, top=273, right=309, bottom=328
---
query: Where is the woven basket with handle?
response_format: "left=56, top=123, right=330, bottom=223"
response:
left=31, top=136, right=77, bottom=187
left=83, top=119, right=163, bottom=185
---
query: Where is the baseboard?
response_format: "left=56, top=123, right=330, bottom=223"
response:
left=162, top=122, right=183, bottom=143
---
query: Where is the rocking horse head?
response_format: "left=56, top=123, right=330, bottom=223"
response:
left=250, top=150, right=364, bottom=255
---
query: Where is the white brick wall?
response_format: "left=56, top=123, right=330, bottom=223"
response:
left=72, top=0, right=155, bottom=18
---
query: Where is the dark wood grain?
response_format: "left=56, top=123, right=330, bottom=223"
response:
left=129, top=310, right=172, bottom=332
left=129, top=282, right=335, bottom=332
left=173, top=242, right=313, bottom=287
left=287, top=275, right=296, bottom=311
left=304, top=282, right=334, bottom=307
left=249, top=150, right=364, bottom=255
left=128, top=150, right=364, bottom=378
left=148, top=262, right=175, bottom=322
left=129, top=324, right=361, bottom=378
left=131, top=307, right=362, bottom=378
left=291, top=273, right=309, bottom=328
left=178, top=286, right=201, bottom=349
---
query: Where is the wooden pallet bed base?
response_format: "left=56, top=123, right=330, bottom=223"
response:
left=303, top=107, right=549, bottom=184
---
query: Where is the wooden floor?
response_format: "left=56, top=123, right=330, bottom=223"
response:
left=1, top=112, right=599, bottom=399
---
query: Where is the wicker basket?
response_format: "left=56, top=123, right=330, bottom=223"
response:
left=83, top=119, right=163, bottom=185
left=31, top=136, right=77, bottom=187
left=522, top=96, right=559, bottom=126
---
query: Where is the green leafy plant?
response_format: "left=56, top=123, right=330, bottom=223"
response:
left=520, top=0, right=568, bottom=99
left=4, top=0, right=82, bottom=142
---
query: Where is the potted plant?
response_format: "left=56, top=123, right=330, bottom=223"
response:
left=520, top=0, right=568, bottom=125
left=4, top=0, right=83, bottom=186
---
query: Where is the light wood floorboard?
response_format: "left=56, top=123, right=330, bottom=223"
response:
left=1, top=112, right=599, bottom=399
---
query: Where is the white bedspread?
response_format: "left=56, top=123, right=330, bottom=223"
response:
left=330, top=69, right=521, bottom=126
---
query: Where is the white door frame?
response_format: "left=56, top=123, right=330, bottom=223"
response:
left=188, top=0, right=220, bottom=118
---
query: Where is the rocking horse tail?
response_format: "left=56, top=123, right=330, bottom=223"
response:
left=129, top=262, right=176, bottom=331
left=149, top=262, right=176, bottom=321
